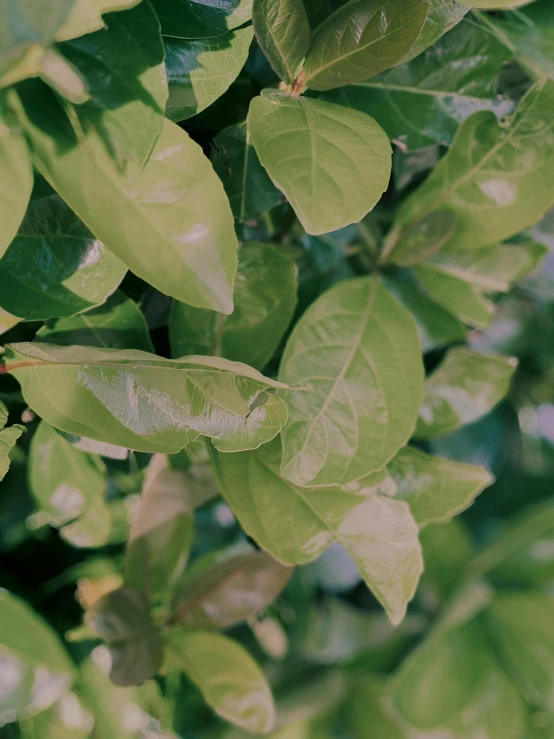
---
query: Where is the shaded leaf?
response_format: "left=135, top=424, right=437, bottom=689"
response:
left=253, top=0, right=310, bottom=84
left=389, top=210, right=457, bottom=267
left=55, top=0, right=143, bottom=42
left=153, top=0, right=253, bottom=39
left=398, top=0, right=469, bottom=64
left=0, top=425, right=24, bottom=481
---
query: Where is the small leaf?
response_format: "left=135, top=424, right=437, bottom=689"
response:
left=253, top=0, right=311, bottom=84
left=248, top=91, right=391, bottom=235
left=0, top=425, right=24, bottom=481
left=415, top=347, right=517, bottom=439
left=85, top=588, right=163, bottom=687
left=279, top=277, right=423, bottom=487
left=152, top=0, right=253, bottom=39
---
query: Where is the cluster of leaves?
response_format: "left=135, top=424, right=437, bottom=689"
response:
left=1, top=0, right=554, bottom=737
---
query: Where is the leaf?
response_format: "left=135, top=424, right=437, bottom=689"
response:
left=4, top=342, right=288, bottom=453
left=170, top=550, right=292, bottom=629
left=0, top=425, right=24, bottom=481
left=415, top=347, right=517, bottom=439
left=152, top=0, right=253, bottom=39
left=325, top=20, right=514, bottom=151
left=252, top=0, right=311, bottom=84
left=59, top=0, right=168, bottom=169
left=56, top=432, right=129, bottom=460
left=278, top=277, right=423, bottom=488
left=211, top=122, right=283, bottom=222
left=303, top=0, right=429, bottom=91
left=0, top=589, right=75, bottom=724
left=170, top=243, right=297, bottom=370
left=0, top=91, right=33, bottom=259
left=165, top=26, right=253, bottom=122
left=466, top=0, right=536, bottom=6
left=388, top=446, right=493, bottom=526
left=0, top=307, right=20, bottom=335
left=398, top=0, right=469, bottom=64
left=37, top=290, right=155, bottom=352
left=166, top=630, right=275, bottom=733
left=29, top=421, right=107, bottom=527
left=55, top=0, right=143, bottom=42
left=250, top=90, right=392, bottom=236
left=396, top=80, right=554, bottom=251
left=0, top=195, right=126, bottom=320
left=389, top=210, right=457, bottom=267
left=13, top=81, right=238, bottom=313
left=85, top=588, right=163, bottom=687
left=210, top=438, right=423, bottom=625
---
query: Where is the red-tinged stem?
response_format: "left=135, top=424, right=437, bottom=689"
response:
left=0, top=361, right=38, bottom=373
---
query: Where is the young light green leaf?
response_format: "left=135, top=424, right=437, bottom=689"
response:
left=13, top=82, right=237, bottom=313
left=211, top=122, right=283, bottom=222
left=55, top=0, right=143, bottom=42
left=398, top=0, right=469, bottom=64
left=85, top=588, right=163, bottom=687
left=0, top=195, right=126, bottom=320
left=415, top=347, right=517, bottom=439
left=303, top=0, right=430, bottom=91
left=0, top=425, right=24, bottom=481
left=388, top=446, right=493, bottom=526
left=152, top=0, right=253, bottom=39
left=252, top=0, right=311, bottom=85
left=249, top=91, right=391, bottom=235
left=210, top=438, right=423, bottom=626
left=37, top=291, right=155, bottom=352
left=170, top=243, right=297, bottom=370
left=165, top=27, right=253, bottom=122
left=5, top=342, right=288, bottom=453
left=396, top=80, right=554, bottom=251
left=279, top=277, right=423, bottom=487
left=388, top=210, right=457, bottom=267
left=60, top=498, right=127, bottom=549
left=0, top=307, right=19, bottom=336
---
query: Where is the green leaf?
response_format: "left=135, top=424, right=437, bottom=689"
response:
left=0, top=91, right=33, bottom=259
left=5, top=342, right=288, bottom=453
left=55, top=0, right=143, bottom=42
left=59, top=0, right=168, bottom=169
left=0, top=399, right=7, bottom=429
left=165, top=26, right=253, bottom=122
left=152, top=0, right=253, bottom=39
left=13, top=82, right=237, bottom=313
left=398, top=0, right=469, bottom=64
left=85, top=588, right=163, bottom=687
left=396, top=79, right=554, bottom=251
left=0, top=195, right=126, bottom=320
left=466, top=0, right=536, bottom=6
left=419, top=518, right=476, bottom=600
left=170, top=243, right=297, bottom=370
left=56, top=432, right=128, bottom=460
left=20, top=691, right=93, bottom=739
left=278, top=277, right=423, bottom=487
left=249, top=91, right=391, bottom=236
left=60, top=502, right=116, bottom=548
left=166, top=630, right=275, bottom=733
left=0, top=306, right=20, bottom=335
left=37, top=290, right=155, bottom=352
left=0, top=589, right=74, bottom=723
left=252, top=0, right=311, bottom=84
left=210, top=438, right=423, bottom=625
left=388, top=210, right=457, bottom=267
left=211, top=122, right=283, bottom=222
left=388, top=446, right=493, bottom=526
left=303, top=0, right=430, bottom=92
left=170, top=550, right=292, bottom=629
left=0, top=424, right=24, bottom=481
left=29, top=421, right=107, bottom=527
left=325, top=21, right=514, bottom=151
left=415, top=347, right=517, bottom=439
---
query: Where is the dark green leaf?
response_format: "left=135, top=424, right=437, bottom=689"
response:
left=389, top=210, right=457, bottom=267
left=252, top=0, right=310, bottom=84
left=152, top=0, right=253, bottom=39
left=398, top=0, right=469, bottom=64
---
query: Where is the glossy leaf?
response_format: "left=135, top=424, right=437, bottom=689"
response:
left=0, top=195, right=126, bottom=320
left=210, top=438, right=423, bottom=625
left=398, top=0, right=469, bottom=64
left=5, top=342, right=288, bottom=453
left=37, top=291, right=155, bottom=352
left=415, top=347, right=517, bottom=439
left=152, top=0, right=253, bottom=39
left=279, top=277, right=423, bottom=487
left=396, top=80, right=554, bottom=251
left=85, top=588, right=163, bottom=687
left=303, top=0, right=430, bottom=92
left=165, top=27, right=253, bottom=122
left=252, top=0, right=311, bottom=84
left=211, top=122, right=283, bottom=221
left=0, top=425, right=24, bottom=481
left=170, top=243, right=297, bottom=370
left=14, top=82, right=238, bottom=313
left=248, top=91, right=391, bottom=236
left=167, top=630, right=275, bottom=733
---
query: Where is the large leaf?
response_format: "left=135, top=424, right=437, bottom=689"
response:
left=249, top=91, right=391, bottom=236
left=398, top=0, right=469, bottom=64
left=325, top=21, right=513, bottom=150
left=55, top=0, right=143, bottom=42
left=13, top=82, right=238, bottom=313
left=5, top=342, right=288, bottom=453
left=396, top=79, right=554, bottom=251
left=0, top=195, right=126, bottom=320
left=303, top=0, right=430, bottom=91
left=210, top=438, right=423, bottom=625
left=278, top=277, right=423, bottom=487
left=211, top=122, right=283, bottom=222
left=252, top=0, right=311, bottom=84
left=152, top=0, right=253, bottom=39
left=165, top=27, right=253, bottom=122
left=0, top=424, right=24, bottom=481
left=467, top=0, right=537, bottom=6
left=170, top=243, right=297, bottom=370
left=415, top=347, right=517, bottom=439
